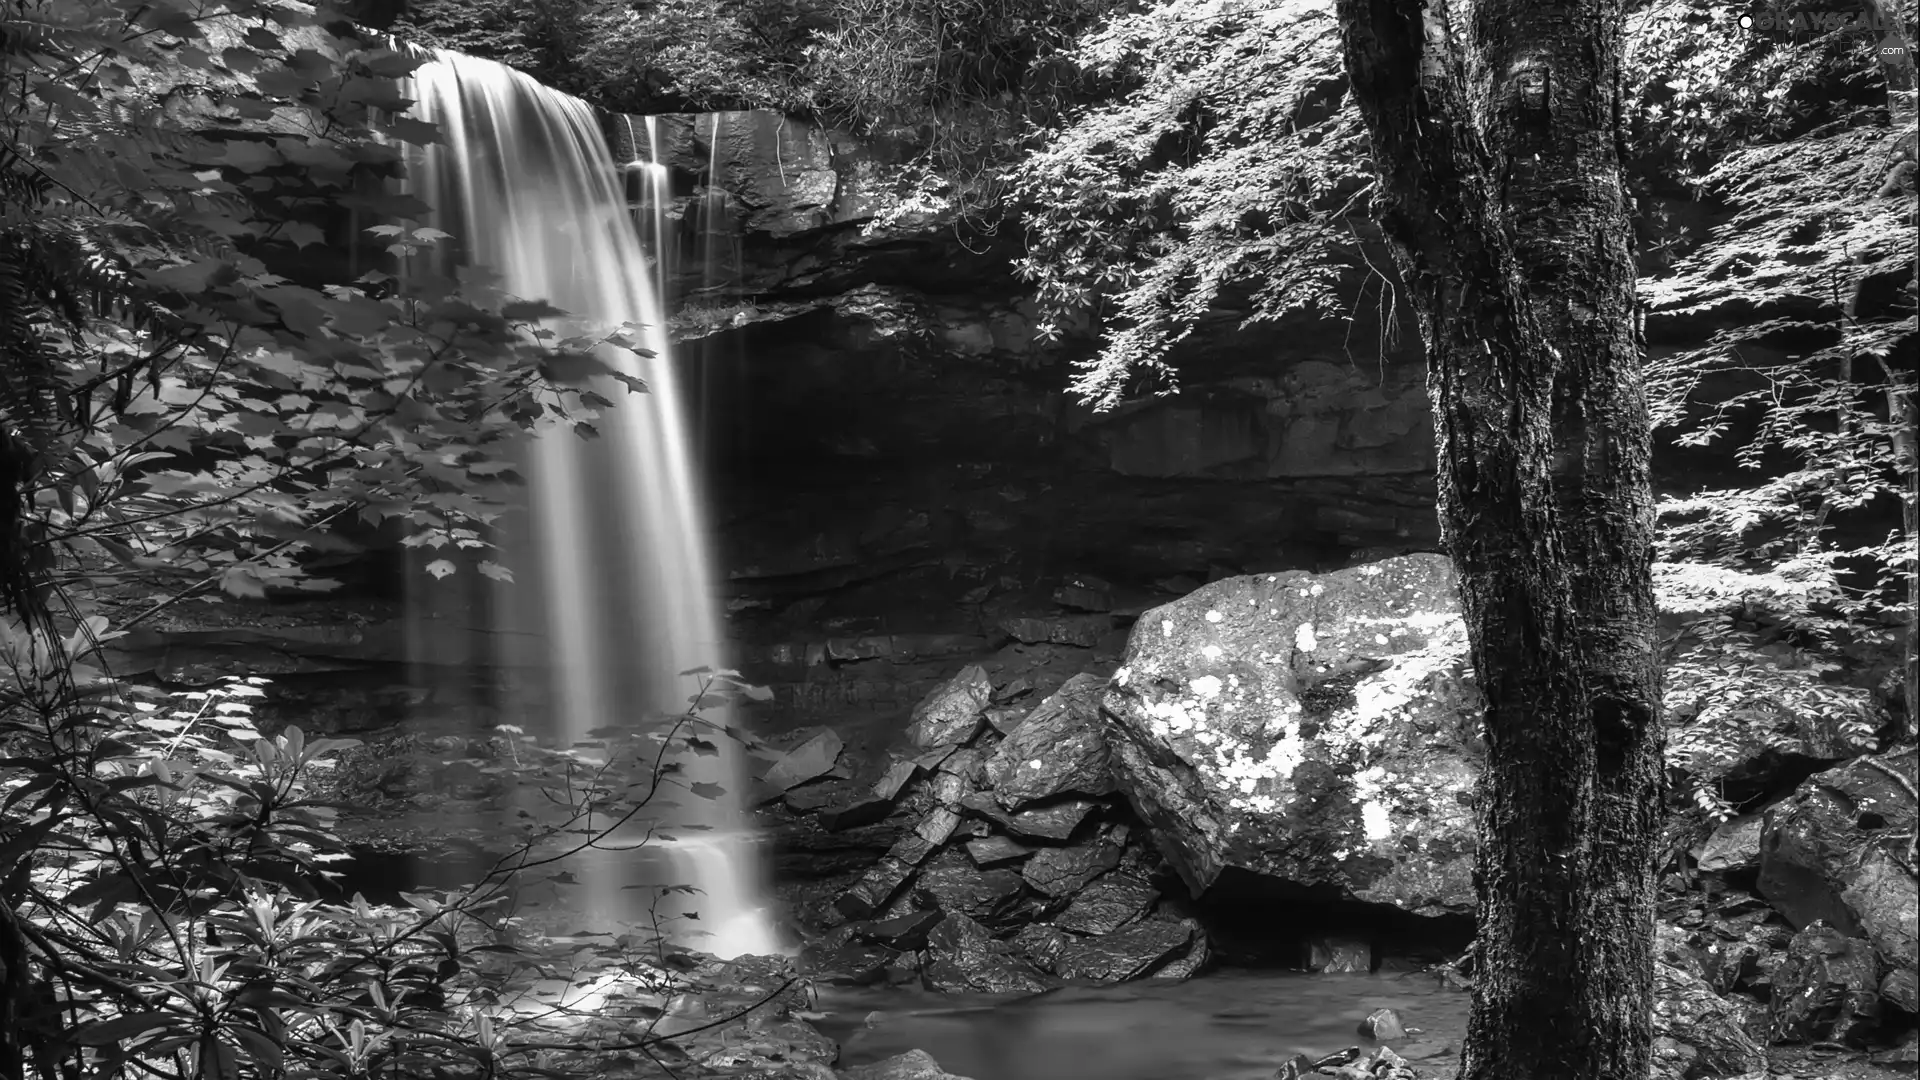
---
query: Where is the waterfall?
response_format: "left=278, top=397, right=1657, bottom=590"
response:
left=618, top=115, right=674, bottom=305
left=400, top=51, right=780, bottom=959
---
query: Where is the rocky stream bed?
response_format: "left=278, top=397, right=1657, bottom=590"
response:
left=103, top=555, right=1918, bottom=1080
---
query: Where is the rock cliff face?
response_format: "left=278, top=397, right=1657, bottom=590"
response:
left=609, top=109, right=1441, bottom=622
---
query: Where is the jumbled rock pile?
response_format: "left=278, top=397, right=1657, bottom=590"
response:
left=803, top=666, right=1207, bottom=990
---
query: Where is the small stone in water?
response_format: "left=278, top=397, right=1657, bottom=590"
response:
left=1360, top=1006, right=1407, bottom=1039
left=841, top=1048, right=977, bottom=1080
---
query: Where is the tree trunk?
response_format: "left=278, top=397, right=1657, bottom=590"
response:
left=1332, top=2, right=1665, bottom=1078
left=1862, top=0, right=1917, bottom=738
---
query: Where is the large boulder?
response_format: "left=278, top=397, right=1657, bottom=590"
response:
left=1757, top=748, right=1918, bottom=983
left=1102, top=555, right=1480, bottom=910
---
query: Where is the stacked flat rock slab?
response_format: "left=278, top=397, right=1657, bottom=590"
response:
left=820, top=666, right=1206, bottom=989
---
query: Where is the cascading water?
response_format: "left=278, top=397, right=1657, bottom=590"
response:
left=400, top=51, right=780, bottom=959
left=617, top=115, right=674, bottom=304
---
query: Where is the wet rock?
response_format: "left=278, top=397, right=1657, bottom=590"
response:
left=907, top=665, right=992, bottom=748
left=965, top=835, right=1034, bottom=868
left=1053, top=916, right=1199, bottom=982
left=678, top=1013, right=839, bottom=1073
left=913, top=806, right=964, bottom=847
left=935, top=747, right=985, bottom=785
left=1698, top=907, right=1794, bottom=998
left=786, top=777, right=858, bottom=814
left=1308, top=937, right=1374, bottom=974
left=959, top=792, right=1099, bottom=842
left=1872, top=1031, right=1920, bottom=1066
left=1648, top=1036, right=1700, bottom=1080
left=765, top=730, right=846, bottom=791
left=1363, top=1046, right=1416, bottom=1080
left=982, top=704, right=1027, bottom=735
left=1693, top=813, right=1766, bottom=874
left=872, top=759, right=921, bottom=801
left=1653, top=958, right=1768, bottom=1078
left=1102, top=556, right=1481, bottom=911
left=1358, top=1007, right=1406, bottom=1039
left=840, top=1048, right=979, bottom=1080
left=837, top=856, right=917, bottom=919
left=820, top=796, right=897, bottom=832
left=1655, top=921, right=1707, bottom=981
left=928, top=769, right=972, bottom=809
left=859, top=909, right=944, bottom=950
left=1276, top=1047, right=1362, bottom=1079
left=913, top=745, right=960, bottom=772
left=807, top=940, right=896, bottom=985
left=886, top=833, right=939, bottom=868
left=912, top=848, right=1030, bottom=926
left=999, top=615, right=1113, bottom=648
left=921, top=912, right=1053, bottom=995
left=1700, top=933, right=1766, bottom=997
left=1757, top=748, right=1918, bottom=976
left=825, top=636, right=893, bottom=662
left=1151, top=926, right=1211, bottom=980
left=1007, top=924, right=1071, bottom=972
left=992, top=675, right=1036, bottom=703
left=1839, top=844, right=1918, bottom=980
left=1022, top=835, right=1125, bottom=898
left=1769, top=920, right=1882, bottom=1046
left=1272, top=1055, right=1315, bottom=1080
left=1054, top=873, right=1157, bottom=936
left=984, top=673, right=1114, bottom=808
left=1880, top=966, right=1918, bottom=1012
left=1053, top=576, right=1116, bottom=613
left=770, top=811, right=903, bottom=882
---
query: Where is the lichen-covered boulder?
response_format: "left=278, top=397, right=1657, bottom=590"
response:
left=1757, top=748, right=1918, bottom=981
left=1101, top=555, right=1480, bottom=910
left=984, top=673, right=1114, bottom=808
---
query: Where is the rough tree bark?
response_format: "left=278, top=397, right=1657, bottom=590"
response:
left=1861, top=0, right=1917, bottom=738
left=1331, top=1, right=1666, bottom=1078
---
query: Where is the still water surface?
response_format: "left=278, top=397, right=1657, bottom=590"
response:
left=816, top=971, right=1472, bottom=1080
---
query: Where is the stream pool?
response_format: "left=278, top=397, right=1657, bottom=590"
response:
left=813, top=971, right=1473, bottom=1080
